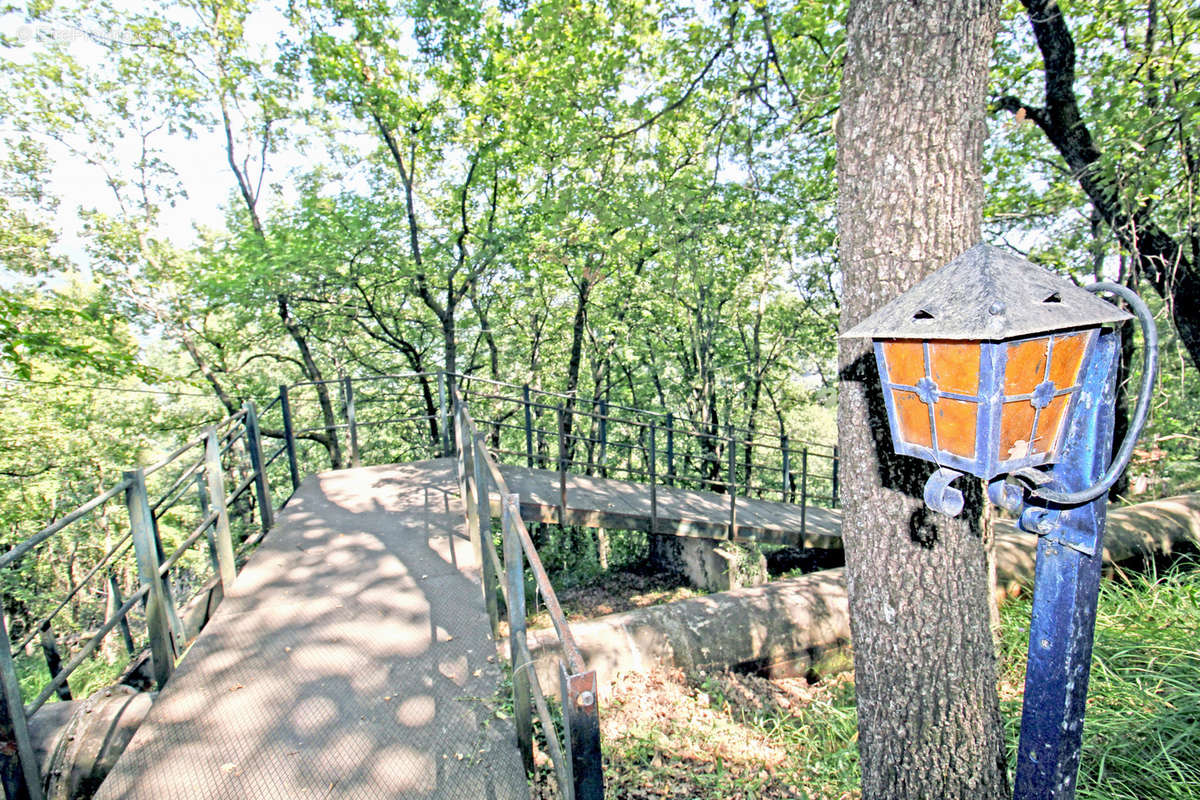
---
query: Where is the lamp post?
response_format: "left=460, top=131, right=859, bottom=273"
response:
left=843, top=244, right=1157, bottom=800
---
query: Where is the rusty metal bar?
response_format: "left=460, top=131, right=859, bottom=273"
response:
left=728, top=424, right=737, bottom=540
left=557, top=406, right=567, bottom=526
left=0, top=476, right=132, bottom=570
left=781, top=434, right=790, bottom=502
left=649, top=425, right=657, bottom=536
left=279, top=384, right=301, bottom=492
left=343, top=377, right=361, bottom=468
left=561, top=667, right=604, bottom=799
left=801, top=448, right=809, bottom=537
left=473, top=434, right=500, bottom=637
left=514, top=636, right=569, bottom=791
left=15, top=531, right=133, bottom=655
left=39, top=625, right=71, bottom=702
left=523, top=384, right=534, bottom=467
left=108, top=572, right=136, bottom=656
left=434, top=371, right=446, bottom=456
left=205, top=429, right=237, bottom=591
left=24, top=585, right=149, bottom=717
left=245, top=400, right=274, bottom=533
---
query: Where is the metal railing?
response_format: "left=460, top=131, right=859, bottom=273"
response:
left=453, top=373, right=839, bottom=509
left=0, top=402, right=279, bottom=800
left=270, top=371, right=839, bottom=522
left=453, top=388, right=603, bottom=800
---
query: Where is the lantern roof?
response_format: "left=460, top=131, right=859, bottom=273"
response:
left=841, top=243, right=1130, bottom=341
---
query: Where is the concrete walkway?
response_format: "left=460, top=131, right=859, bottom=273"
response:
left=96, top=459, right=526, bottom=800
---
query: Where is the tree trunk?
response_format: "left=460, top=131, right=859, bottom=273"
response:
left=836, top=0, right=1008, bottom=797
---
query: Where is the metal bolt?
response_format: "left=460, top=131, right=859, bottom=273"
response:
left=576, top=690, right=595, bottom=708
left=988, top=301, right=1006, bottom=316
left=1040, top=638, right=1051, bottom=650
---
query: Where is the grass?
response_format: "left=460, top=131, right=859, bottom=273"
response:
left=15, top=645, right=128, bottom=708
left=589, top=560, right=1200, bottom=799
left=1001, top=560, right=1200, bottom=800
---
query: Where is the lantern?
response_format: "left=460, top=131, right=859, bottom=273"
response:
left=842, top=244, right=1130, bottom=515
left=843, top=243, right=1160, bottom=800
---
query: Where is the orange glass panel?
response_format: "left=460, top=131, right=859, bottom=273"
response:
left=892, top=389, right=932, bottom=449
left=1004, top=337, right=1049, bottom=395
left=1047, top=331, right=1091, bottom=390
left=930, top=341, right=981, bottom=395
left=1032, top=394, right=1072, bottom=456
left=999, top=400, right=1037, bottom=461
left=933, top=398, right=978, bottom=459
left=882, top=340, right=925, bottom=386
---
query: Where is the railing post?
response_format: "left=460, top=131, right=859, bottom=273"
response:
left=205, top=429, right=238, bottom=592
left=279, top=384, right=301, bottom=492
left=438, top=371, right=451, bottom=457
left=781, top=434, right=791, bottom=503
left=107, top=572, right=136, bottom=656
left=194, top=474, right=223, bottom=578
left=832, top=445, right=840, bottom=507
left=244, top=401, right=274, bottom=533
left=727, top=424, right=738, bottom=541
left=522, top=384, right=534, bottom=468
left=557, top=406, right=567, bottom=526
left=649, top=425, right=657, bottom=536
left=597, top=401, right=608, bottom=478
left=801, top=448, right=809, bottom=538
left=561, top=667, right=604, bottom=800
left=473, top=435, right=500, bottom=637
left=343, top=377, right=361, bottom=468
left=453, top=398, right=468, bottom=501
left=39, top=624, right=71, bottom=701
left=125, top=468, right=175, bottom=690
left=502, top=494, right=534, bottom=774
left=665, top=413, right=675, bottom=488
left=0, top=611, right=43, bottom=800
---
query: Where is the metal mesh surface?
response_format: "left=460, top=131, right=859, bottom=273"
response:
left=95, top=460, right=527, bottom=800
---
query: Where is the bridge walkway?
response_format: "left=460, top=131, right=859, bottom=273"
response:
left=94, top=457, right=840, bottom=799
left=95, top=459, right=526, bottom=800
left=495, top=465, right=842, bottom=548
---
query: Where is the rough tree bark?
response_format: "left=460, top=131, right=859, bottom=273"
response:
left=836, top=0, right=1009, bottom=797
left=995, top=0, right=1200, bottom=373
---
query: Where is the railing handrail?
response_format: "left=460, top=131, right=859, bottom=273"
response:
left=0, top=397, right=279, bottom=800
left=453, top=389, right=586, bottom=672
left=450, top=386, right=601, bottom=796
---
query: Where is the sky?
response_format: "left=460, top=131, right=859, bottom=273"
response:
left=0, top=5, right=333, bottom=274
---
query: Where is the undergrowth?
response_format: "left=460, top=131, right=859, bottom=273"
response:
left=1000, top=560, right=1200, bottom=800
left=590, top=560, right=1200, bottom=799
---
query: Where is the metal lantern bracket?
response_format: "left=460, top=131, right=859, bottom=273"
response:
left=987, top=281, right=1158, bottom=556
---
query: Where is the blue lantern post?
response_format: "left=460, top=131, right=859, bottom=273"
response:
left=843, top=244, right=1157, bottom=800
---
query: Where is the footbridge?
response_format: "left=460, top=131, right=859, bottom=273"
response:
left=0, top=374, right=840, bottom=800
